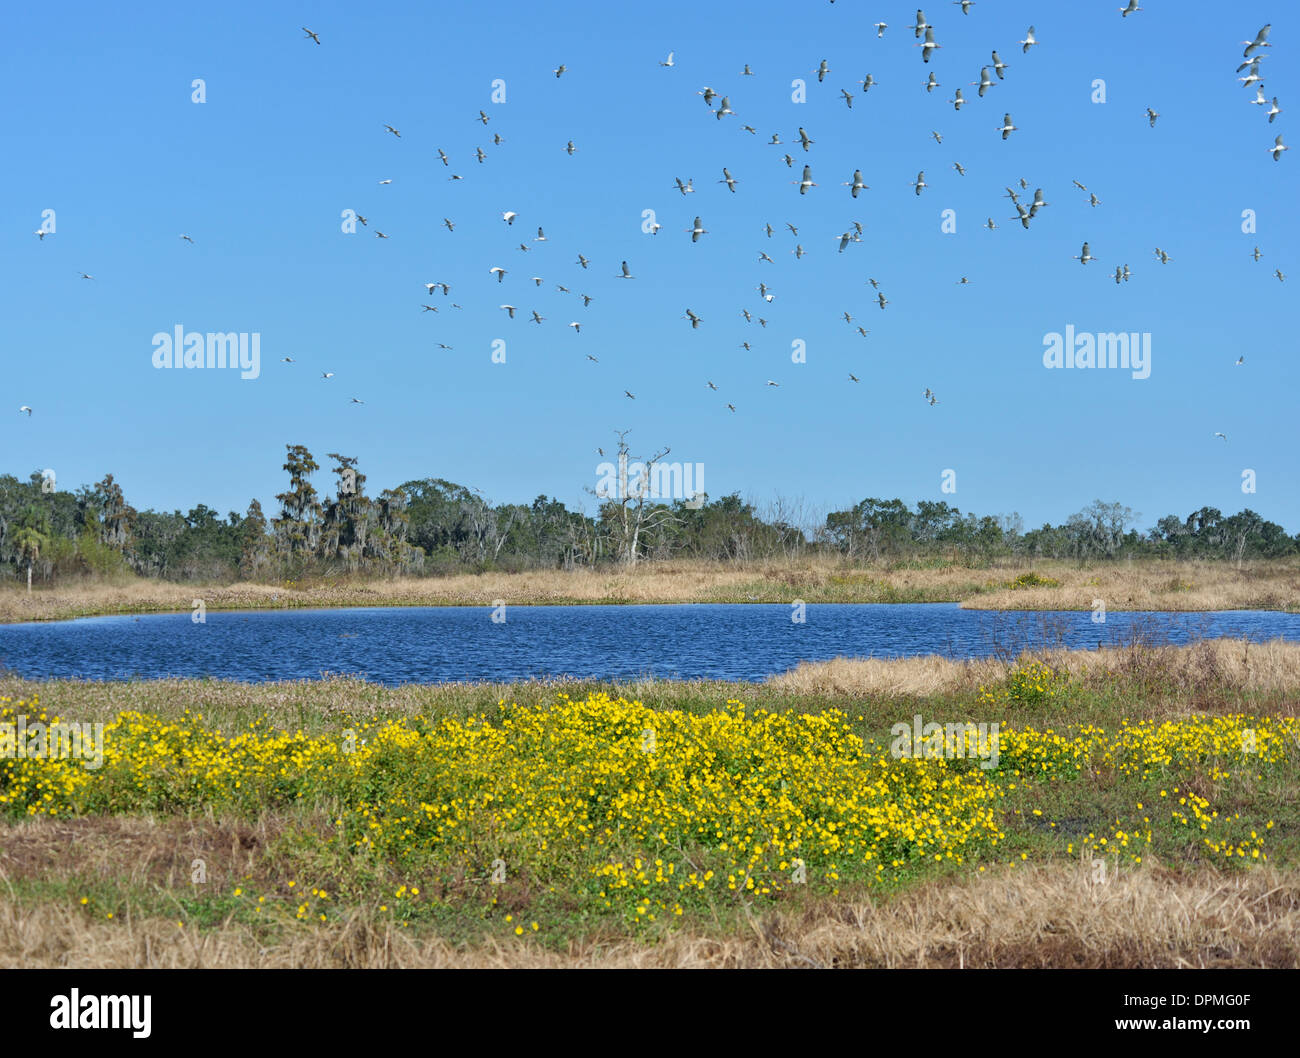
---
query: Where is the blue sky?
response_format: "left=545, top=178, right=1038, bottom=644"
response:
left=4, top=0, right=1295, bottom=533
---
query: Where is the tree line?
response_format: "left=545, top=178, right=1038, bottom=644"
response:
left=1, top=441, right=1296, bottom=587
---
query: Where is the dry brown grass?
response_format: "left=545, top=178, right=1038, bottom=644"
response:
left=0, top=815, right=322, bottom=896
left=769, top=637, right=1300, bottom=702
left=4, top=860, right=1296, bottom=968
left=966, top=560, right=1300, bottom=612
left=2, top=557, right=1296, bottom=624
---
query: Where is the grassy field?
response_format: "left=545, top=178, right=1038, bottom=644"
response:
left=2, top=637, right=1298, bottom=967
left=1, top=557, right=1298, bottom=624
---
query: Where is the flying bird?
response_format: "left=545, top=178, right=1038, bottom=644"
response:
left=1242, top=25, right=1271, bottom=59
left=917, top=27, right=942, bottom=63
left=1020, top=26, right=1038, bottom=53
left=1074, top=242, right=1098, bottom=264
left=302, top=27, right=321, bottom=44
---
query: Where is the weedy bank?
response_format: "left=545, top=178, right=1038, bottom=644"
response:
left=1, top=638, right=1298, bottom=967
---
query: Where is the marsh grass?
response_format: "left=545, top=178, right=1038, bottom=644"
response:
left=4, top=852, right=1297, bottom=968
left=2, top=557, right=1297, bottom=624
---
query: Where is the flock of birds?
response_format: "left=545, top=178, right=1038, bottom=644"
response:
left=19, top=10, right=1288, bottom=437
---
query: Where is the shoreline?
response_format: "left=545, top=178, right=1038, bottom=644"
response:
left=2, top=559, right=1298, bottom=625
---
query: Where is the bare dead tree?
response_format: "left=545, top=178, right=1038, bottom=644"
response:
left=588, top=430, right=683, bottom=566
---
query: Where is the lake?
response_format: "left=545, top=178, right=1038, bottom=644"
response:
left=1, top=603, right=1298, bottom=684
